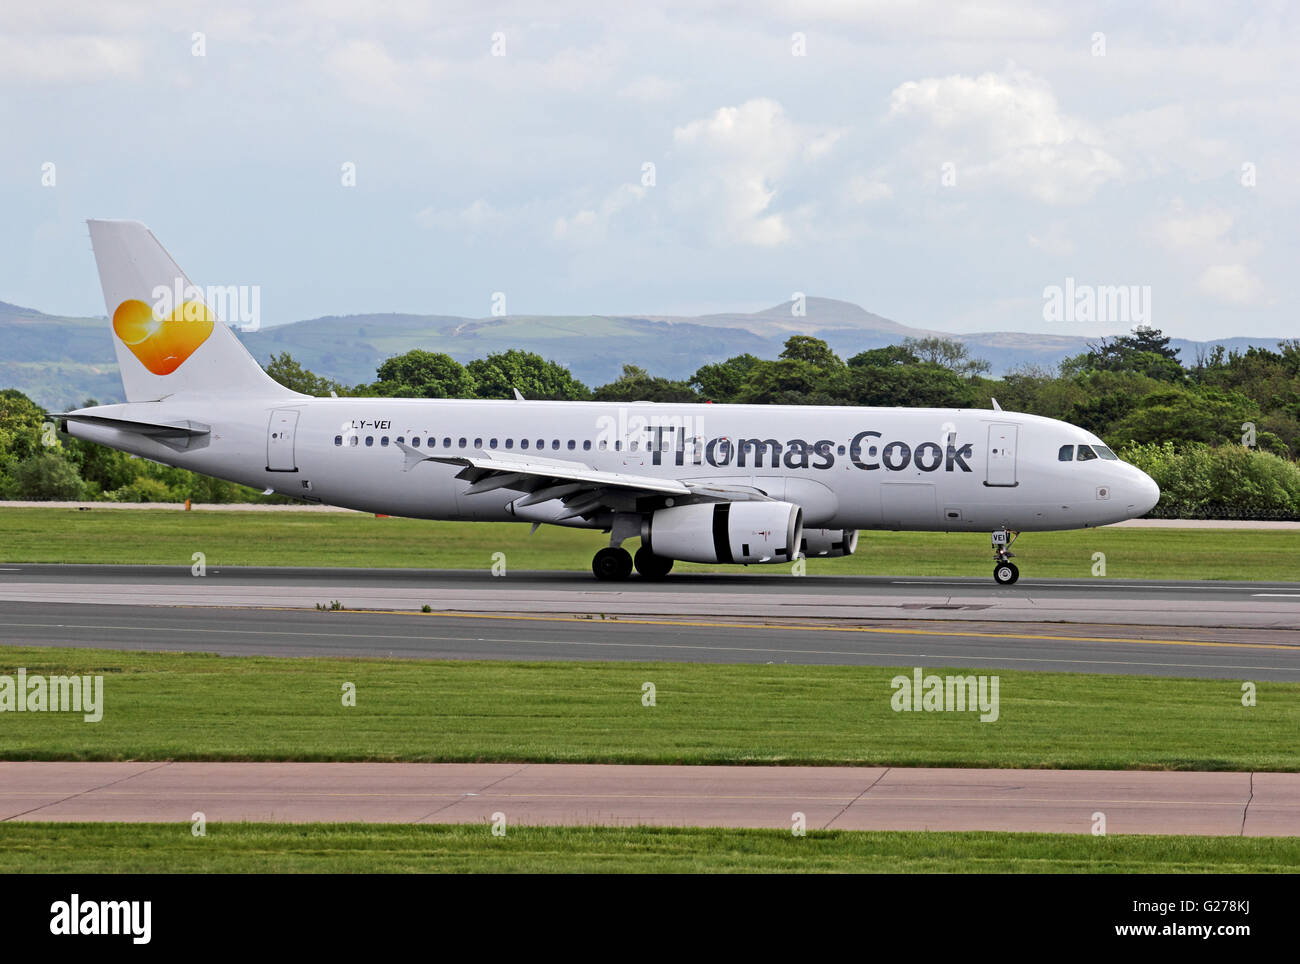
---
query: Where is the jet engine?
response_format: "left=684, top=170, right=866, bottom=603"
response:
left=640, top=501, right=803, bottom=564
left=800, top=528, right=858, bottom=557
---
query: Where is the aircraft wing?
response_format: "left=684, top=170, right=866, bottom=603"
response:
left=395, top=441, right=768, bottom=521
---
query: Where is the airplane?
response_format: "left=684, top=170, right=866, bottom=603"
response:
left=57, top=220, right=1161, bottom=585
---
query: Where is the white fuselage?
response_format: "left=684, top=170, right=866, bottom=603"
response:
left=66, top=395, right=1161, bottom=532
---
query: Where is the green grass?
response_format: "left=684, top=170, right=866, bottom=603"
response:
left=1, top=647, right=1294, bottom=770
left=0, top=506, right=1297, bottom=580
left=0, top=823, right=1293, bottom=873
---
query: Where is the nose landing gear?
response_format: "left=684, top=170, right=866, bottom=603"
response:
left=991, top=529, right=1020, bottom=585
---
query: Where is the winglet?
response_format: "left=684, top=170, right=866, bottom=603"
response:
left=512, top=387, right=525, bottom=401
left=991, top=398, right=1002, bottom=411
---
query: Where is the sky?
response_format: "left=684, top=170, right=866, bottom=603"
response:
left=2, top=0, right=1297, bottom=341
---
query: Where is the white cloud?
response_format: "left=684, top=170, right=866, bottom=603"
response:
left=671, top=98, right=839, bottom=246
left=1153, top=205, right=1239, bottom=254
left=846, top=175, right=893, bottom=203
left=416, top=199, right=506, bottom=232
left=553, top=184, right=648, bottom=242
left=780, top=0, right=1064, bottom=38
left=1198, top=264, right=1263, bottom=305
left=0, top=34, right=140, bottom=83
left=1026, top=222, right=1076, bottom=257
left=535, top=43, right=620, bottom=92
left=888, top=67, right=1123, bottom=203
left=619, top=74, right=683, bottom=103
left=1153, top=202, right=1265, bottom=306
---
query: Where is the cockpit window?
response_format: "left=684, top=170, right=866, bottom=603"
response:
left=1076, top=444, right=1098, bottom=461
left=1093, top=444, right=1118, bottom=460
left=1058, top=445, right=1074, bottom=462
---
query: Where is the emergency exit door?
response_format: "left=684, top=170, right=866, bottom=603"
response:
left=985, top=423, right=1018, bottom=487
left=267, top=409, right=300, bottom=472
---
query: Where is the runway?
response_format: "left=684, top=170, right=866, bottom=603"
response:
left=1, top=565, right=1299, bottom=678
left=4, top=601, right=1300, bottom=678
left=3, top=564, right=1300, bottom=629
left=0, top=762, right=1292, bottom=836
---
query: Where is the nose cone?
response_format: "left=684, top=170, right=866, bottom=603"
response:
left=1131, top=470, right=1160, bottom=517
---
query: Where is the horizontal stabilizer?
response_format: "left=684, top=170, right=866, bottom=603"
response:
left=56, top=411, right=210, bottom=451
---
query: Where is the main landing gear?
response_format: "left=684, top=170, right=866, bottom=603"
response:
left=591, top=546, right=675, bottom=580
left=591, top=512, right=675, bottom=581
left=991, top=528, right=1020, bottom=585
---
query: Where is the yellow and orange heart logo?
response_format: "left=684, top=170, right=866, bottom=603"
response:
left=112, top=299, right=214, bottom=376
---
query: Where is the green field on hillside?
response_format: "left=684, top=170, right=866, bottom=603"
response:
left=0, top=647, right=1292, bottom=770
left=0, top=507, right=1295, bottom=580
left=0, top=823, right=1292, bottom=873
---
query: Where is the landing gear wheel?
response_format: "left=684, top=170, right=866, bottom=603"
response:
left=634, top=547, right=674, bottom=579
left=592, top=546, right=634, bottom=581
left=993, top=561, right=1019, bottom=585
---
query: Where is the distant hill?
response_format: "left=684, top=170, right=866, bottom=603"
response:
left=1, top=296, right=1289, bottom=410
left=0, top=301, right=122, bottom=410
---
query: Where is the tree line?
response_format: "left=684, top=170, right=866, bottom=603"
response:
left=3, top=327, right=1300, bottom=517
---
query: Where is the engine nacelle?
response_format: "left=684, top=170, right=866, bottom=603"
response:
left=641, top=501, right=803, bottom=565
left=801, top=528, right=858, bottom=558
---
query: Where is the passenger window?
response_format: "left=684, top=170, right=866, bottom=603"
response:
left=630, top=440, right=639, bottom=452
left=396, top=436, right=404, bottom=445
left=1077, top=444, right=1098, bottom=461
left=365, top=436, right=374, bottom=447
left=381, top=436, right=389, bottom=447
left=582, top=440, right=591, bottom=451
left=474, top=438, right=482, bottom=448
left=567, top=440, right=575, bottom=450
left=489, top=438, right=498, bottom=449
left=426, top=437, right=435, bottom=448
left=521, top=439, right=530, bottom=449
left=1058, top=445, right=1074, bottom=461
left=458, top=438, right=467, bottom=448
left=334, top=435, right=343, bottom=446
left=505, top=439, right=514, bottom=449
left=349, top=435, right=359, bottom=447
left=442, top=437, right=451, bottom=448
left=552, top=440, right=560, bottom=450
left=536, top=439, right=544, bottom=449
left=412, top=437, right=420, bottom=448
left=598, top=441, right=607, bottom=451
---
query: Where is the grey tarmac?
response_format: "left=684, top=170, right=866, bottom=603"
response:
left=1, top=566, right=1299, bottom=678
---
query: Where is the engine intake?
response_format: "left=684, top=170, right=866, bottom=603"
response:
left=641, top=501, right=803, bottom=565
left=801, top=528, right=858, bottom=557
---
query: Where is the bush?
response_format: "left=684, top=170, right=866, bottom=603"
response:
left=10, top=451, right=86, bottom=500
left=104, top=476, right=177, bottom=503
left=1120, top=441, right=1300, bottom=519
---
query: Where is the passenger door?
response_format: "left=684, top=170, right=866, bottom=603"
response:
left=985, top=423, right=1018, bottom=487
left=267, top=409, right=300, bottom=472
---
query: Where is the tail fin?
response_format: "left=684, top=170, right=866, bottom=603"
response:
left=87, top=219, right=294, bottom=402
